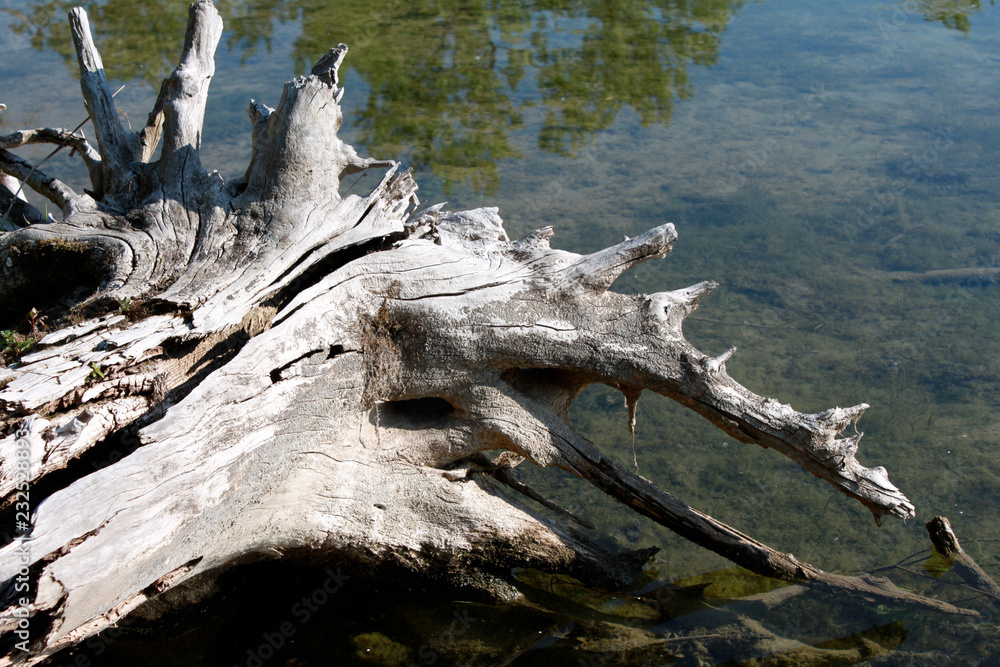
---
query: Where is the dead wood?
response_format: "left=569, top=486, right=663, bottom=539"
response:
left=926, top=515, right=1000, bottom=603
left=0, top=3, right=976, bottom=664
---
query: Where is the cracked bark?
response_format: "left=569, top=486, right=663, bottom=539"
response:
left=0, top=3, right=978, bottom=664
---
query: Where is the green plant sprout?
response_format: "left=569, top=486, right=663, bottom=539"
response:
left=28, top=307, right=46, bottom=334
left=1, top=330, right=36, bottom=362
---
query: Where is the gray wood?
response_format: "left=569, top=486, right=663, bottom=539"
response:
left=0, top=3, right=977, bottom=663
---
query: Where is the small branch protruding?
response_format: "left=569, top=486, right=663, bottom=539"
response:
left=69, top=8, right=135, bottom=181
left=560, top=223, right=677, bottom=293
left=339, top=155, right=397, bottom=178
left=0, top=128, right=101, bottom=170
left=704, top=346, right=736, bottom=375
left=670, top=280, right=719, bottom=315
left=311, top=44, right=349, bottom=88
left=0, top=127, right=103, bottom=193
left=1, top=177, right=48, bottom=227
left=647, top=280, right=718, bottom=331
left=481, top=457, right=596, bottom=530
left=815, top=404, right=868, bottom=433
left=158, top=0, right=223, bottom=174
left=0, top=149, right=78, bottom=212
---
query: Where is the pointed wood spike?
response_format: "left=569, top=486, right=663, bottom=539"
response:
left=69, top=7, right=132, bottom=171
left=842, top=431, right=862, bottom=457
left=828, top=432, right=863, bottom=470
left=674, top=280, right=719, bottom=315
left=510, top=226, right=555, bottom=254
left=621, top=386, right=642, bottom=435
left=158, top=0, right=223, bottom=169
left=704, top=346, right=736, bottom=375
left=815, top=403, right=869, bottom=435
left=311, top=43, right=349, bottom=86
left=647, top=280, right=718, bottom=330
left=560, top=223, right=676, bottom=293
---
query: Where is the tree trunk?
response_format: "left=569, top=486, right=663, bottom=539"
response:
left=0, top=3, right=976, bottom=663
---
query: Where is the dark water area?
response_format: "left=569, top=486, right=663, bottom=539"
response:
left=2, top=0, right=1000, bottom=663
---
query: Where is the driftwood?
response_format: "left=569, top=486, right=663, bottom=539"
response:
left=926, top=516, right=1000, bottom=603
left=0, top=3, right=979, bottom=663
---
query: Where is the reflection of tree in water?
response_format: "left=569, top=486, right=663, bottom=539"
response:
left=12, top=0, right=749, bottom=192
left=7, top=2, right=191, bottom=84
left=912, top=0, right=994, bottom=33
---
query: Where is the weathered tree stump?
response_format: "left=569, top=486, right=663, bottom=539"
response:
left=0, top=2, right=977, bottom=664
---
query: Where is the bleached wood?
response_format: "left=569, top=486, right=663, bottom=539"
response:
left=0, top=397, right=149, bottom=506
left=68, top=7, right=136, bottom=194
left=158, top=0, right=222, bottom=168
left=1, top=315, right=188, bottom=413
left=0, top=128, right=102, bottom=191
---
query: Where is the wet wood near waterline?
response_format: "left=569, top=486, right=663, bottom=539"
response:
left=926, top=516, right=1000, bottom=603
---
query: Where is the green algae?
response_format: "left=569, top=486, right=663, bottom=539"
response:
left=673, top=566, right=791, bottom=600
left=351, top=632, right=412, bottom=666
left=513, top=568, right=661, bottom=620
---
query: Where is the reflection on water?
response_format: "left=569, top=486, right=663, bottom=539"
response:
left=9, top=1, right=193, bottom=82
left=10, top=0, right=748, bottom=193
left=4, top=0, right=1000, bottom=663
left=913, top=0, right=994, bottom=32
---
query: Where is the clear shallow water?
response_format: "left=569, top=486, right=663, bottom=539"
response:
left=2, top=0, right=1000, bottom=664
